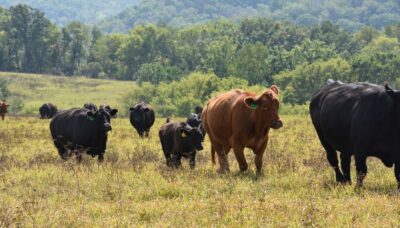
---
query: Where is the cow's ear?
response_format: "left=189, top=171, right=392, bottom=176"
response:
left=143, top=107, right=150, bottom=112
left=129, top=107, right=134, bottom=111
left=109, top=109, right=118, bottom=116
left=270, top=85, right=279, bottom=95
left=6, top=104, right=9, bottom=107
left=385, top=82, right=400, bottom=102
left=244, top=97, right=258, bottom=110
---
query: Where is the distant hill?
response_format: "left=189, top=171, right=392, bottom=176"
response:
left=100, top=0, right=400, bottom=33
left=0, top=0, right=141, bottom=25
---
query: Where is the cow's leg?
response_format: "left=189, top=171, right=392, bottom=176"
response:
left=254, top=143, right=268, bottom=177
left=54, top=140, right=68, bottom=160
left=98, top=153, right=104, bottom=162
left=145, top=129, right=150, bottom=137
left=325, top=147, right=344, bottom=183
left=189, top=151, right=196, bottom=169
left=315, top=129, right=344, bottom=182
left=394, top=162, right=400, bottom=190
left=355, top=154, right=367, bottom=188
left=214, top=143, right=230, bottom=173
left=164, top=151, right=172, bottom=167
left=172, top=154, right=182, bottom=168
left=136, top=129, right=144, bottom=138
left=211, top=145, right=216, bottom=166
left=233, top=145, right=248, bottom=172
left=340, top=153, right=352, bottom=184
left=160, top=138, right=172, bottom=167
left=1, top=114, right=4, bottom=120
left=76, top=152, right=83, bottom=163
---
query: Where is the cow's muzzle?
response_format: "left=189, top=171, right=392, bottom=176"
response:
left=271, top=120, right=283, bottom=129
left=196, top=144, right=204, bottom=151
left=104, top=124, right=112, bottom=132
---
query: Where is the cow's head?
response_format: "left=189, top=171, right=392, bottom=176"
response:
left=177, top=123, right=204, bottom=150
left=130, top=102, right=150, bottom=122
left=39, top=104, right=48, bottom=118
left=186, top=113, right=201, bottom=128
left=87, top=108, right=118, bottom=132
left=84, top=103, right=98, bottom=112
left=194, top=106, right=203, bottom=115
left=385, top=82, right=400, bottom=103
left=243, top=85, right=283, bottom=129
left=100, top=104, right=117, bottom=118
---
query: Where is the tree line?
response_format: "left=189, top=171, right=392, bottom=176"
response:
left=1, top=4, right=400, bottom=107
left=101, top=0, right=400, bottom=33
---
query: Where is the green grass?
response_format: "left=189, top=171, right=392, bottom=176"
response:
left=0, top=72, right=135, bottom=114
left=1, top=115, right=400, bottom=226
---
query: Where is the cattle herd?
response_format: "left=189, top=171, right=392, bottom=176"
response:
left=1, top=79, right=400, bottom=189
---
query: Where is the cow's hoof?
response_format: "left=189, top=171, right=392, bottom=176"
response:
left=239, top=165, right=248, bottom=172
left=340, top=179, right=352, bottom=185
left=335, top=174, right=345, bottom=183
left=217, top=168, right=230, bottom=174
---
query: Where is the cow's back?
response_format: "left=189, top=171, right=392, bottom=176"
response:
left=50, top=108, right=95, bottom=146
left=202, top=89, right=251, bottom=143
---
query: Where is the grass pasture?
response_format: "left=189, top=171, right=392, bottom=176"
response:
left=0, top=72, right=135, bottom=114
left=1, top=115, right=400, bottom=227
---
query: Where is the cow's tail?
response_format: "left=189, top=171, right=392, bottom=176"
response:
left=211, top=145, right=216, bottom=165
left=166, top=118, right=171, bottom=123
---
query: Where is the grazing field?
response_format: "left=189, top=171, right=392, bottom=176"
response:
left=1, top=115, right=400, bottom=226
left=0, top=72, right=135, bottom=114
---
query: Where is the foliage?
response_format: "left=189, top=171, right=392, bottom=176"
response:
left=122, top=72, right=252, bottom=117
left=1, top=5, right=400, bottom=106
left=7, top=97, right=23, bottom=113
left=275, top=58, right=353, bottom=104
left=0, top=78, right=9, bottom=99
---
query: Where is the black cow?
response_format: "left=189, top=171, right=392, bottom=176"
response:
left=39, top=103, right=58, bottom=119
left=83, top=103, right=97, bottom=112
left=50, top=107, right=118, bottom=161
left=129, top=102, right=155, bottom=137
left=159, top=119, right=204, bottom=169
left=310, top=79, right=400, bottom=189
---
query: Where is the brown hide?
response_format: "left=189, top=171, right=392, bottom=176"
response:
left=0, top=100, right=9, bottom=120
left=201, top=86, right=282, bottom=175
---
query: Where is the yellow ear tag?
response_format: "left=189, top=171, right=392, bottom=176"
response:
left=181, top=131, right=187, bottom=138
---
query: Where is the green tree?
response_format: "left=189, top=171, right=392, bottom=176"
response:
left=0, top=78, right=9, bottom=99
left=61, top=21, right=90, bottom=75
left=118, top=25, right=175, bottom=80
left=351, top=36, right=400, bottom=85
left=275, top=58, right=352, bottom=104
left=230, top=42, right=272, bottom=85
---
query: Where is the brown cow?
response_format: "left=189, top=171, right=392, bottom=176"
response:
left=202, top=86, right=282, bottom=175
left=0, top=100, right=10, bottom=120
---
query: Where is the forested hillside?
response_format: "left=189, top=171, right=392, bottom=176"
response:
left=101, top=0, right=400, bottom=33
left=0, top=0, right=140, bottom=25
left=1, top=4, right=400, bottom=115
